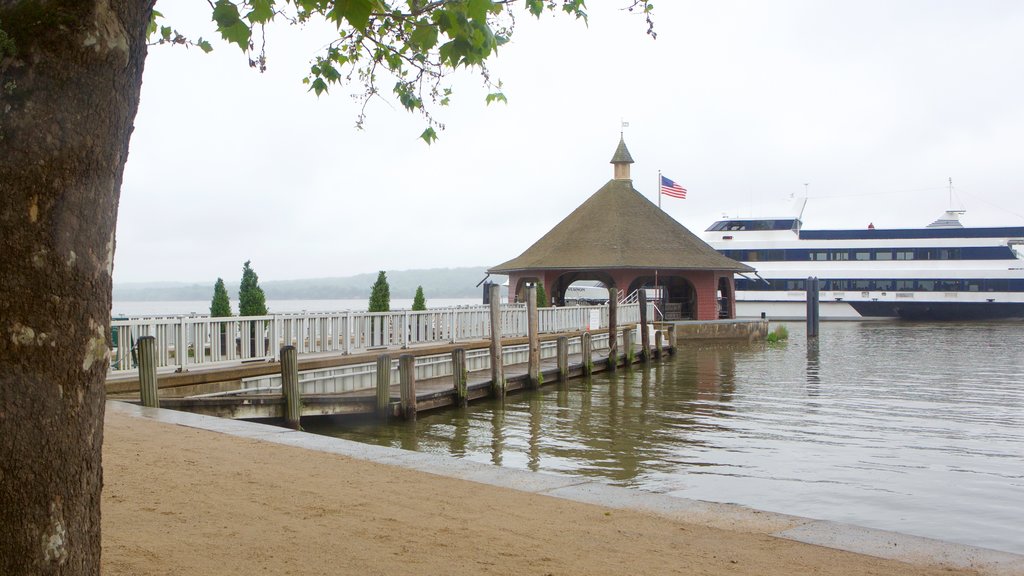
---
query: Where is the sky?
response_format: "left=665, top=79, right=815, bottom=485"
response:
left=114, top=0, right=1024, bottom=284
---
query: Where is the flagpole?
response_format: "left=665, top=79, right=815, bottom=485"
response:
left=655, top=170, right=661, bottom=318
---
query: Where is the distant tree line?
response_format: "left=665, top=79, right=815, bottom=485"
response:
left=114, top=266, right=504, bottom=301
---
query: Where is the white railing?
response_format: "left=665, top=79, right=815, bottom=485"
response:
left=108, top=302, right=643, bottom=376
left=220, top=330, right=626, bottom=398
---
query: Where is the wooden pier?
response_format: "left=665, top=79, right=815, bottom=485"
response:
left=107, top=329, right=674, bottom=424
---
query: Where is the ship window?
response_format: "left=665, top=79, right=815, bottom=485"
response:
left=832, top=252, right=849, bottom=261
left=855, top=252, right=871, bottom=261
left=875, top=251, right=892, bottom=260
left=812, top=252, right=828, bottom=261
left=895, top=251, right=914, bottom=260
left=918, top=280, right=935, bottom=291
left=966, top=281, right=981, bottom=292
left=854, top=280, right=871, bottom=290
left=896, top=280, right=915, bottom=290
left=875, top=280, right=895, bottom=291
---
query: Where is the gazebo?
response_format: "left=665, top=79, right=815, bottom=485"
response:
left=488, top=136, right=753, bottom=321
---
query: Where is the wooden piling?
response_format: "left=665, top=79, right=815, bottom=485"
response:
left=639, top=289, right=650, bottom=361
left=556, top=336, right=569, bottom=382
left=607, top=287, right=618, bottom=371
left=581, top=332, right=593, bottom=376
left=399, top=353, right=416, bottom=420
left=623, top=327, right=634, bottom=365
left=526, top=284, right=540, bottom=388
left=806, top=276, right=820, bottom=338
left=452, top=348, right=468, bottom=407
left=488, top=283, right=505, bottom=396
left=667, top=324, right=677, bottom=355
left=654, top=330, right=663, bottom=359
left=375, top=353, right=391, bottom=419
left=137, top=335, right=159, bottom=408
left=281, top=345, right=302, bottom=430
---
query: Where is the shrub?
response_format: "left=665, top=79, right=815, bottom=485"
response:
left=412, top=285, right=426, bottom=311
left=766, top=324, right=790, bottom=343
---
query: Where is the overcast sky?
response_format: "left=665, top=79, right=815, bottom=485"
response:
left=114, top=1, right=1024, bottom=284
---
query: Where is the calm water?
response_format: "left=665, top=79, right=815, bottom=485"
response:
left=305, top=321, right=1024, bottom=554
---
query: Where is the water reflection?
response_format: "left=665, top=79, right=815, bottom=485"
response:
left=806, top=337, right=820, bottom=395
left=306, top=321, right=1024, bottom=554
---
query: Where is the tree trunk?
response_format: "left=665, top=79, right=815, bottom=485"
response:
left=0, top=2, right=152, bottom=574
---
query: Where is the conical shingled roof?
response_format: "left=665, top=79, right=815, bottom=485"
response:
left=489, top=179, right=754, bottom=273
left=610, top=135, right=634, bottom=164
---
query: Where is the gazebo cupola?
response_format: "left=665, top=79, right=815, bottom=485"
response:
left=611, top=134, right=634, bottom=180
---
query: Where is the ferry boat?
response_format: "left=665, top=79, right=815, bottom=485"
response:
left=703, top=200, right=1024, bottom=320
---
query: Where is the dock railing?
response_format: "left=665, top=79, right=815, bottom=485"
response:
left=109, top=302, right=644, bottom=376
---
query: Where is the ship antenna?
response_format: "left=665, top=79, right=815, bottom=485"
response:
left=948, top=177, right=953, bottom=209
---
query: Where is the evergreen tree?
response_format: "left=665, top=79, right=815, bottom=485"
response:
left=368, top=271, right=391, bottom=312
left=536, top=281, right=548, bottom=308
left=210, top=278, right=232, bottom=317
left=238, top=260, right=268, bottom=316
left=412, top=286, right=427, bottom=311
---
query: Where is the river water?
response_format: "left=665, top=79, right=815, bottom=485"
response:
left=304, top=321, right=1024, bottom=554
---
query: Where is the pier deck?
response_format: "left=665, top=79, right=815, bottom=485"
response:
left=108, top=332, right=671, bottom=421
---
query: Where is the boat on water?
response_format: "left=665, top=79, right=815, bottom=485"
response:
left=703, top=199, right=1024, bottom=320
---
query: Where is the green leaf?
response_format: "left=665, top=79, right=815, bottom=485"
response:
left=335, top=0, right=375, bottom=32
left=310, top=77, right=328, bottom=96
left=466, top=0, right=492, bottom=21
left=410, top=22, right=438, bottom=51
left=247, top=0, right=275, bottom=24
left=160, top=25, right=172, bottom=41
left=420, top=127, right=438, bottom=145
left=146, top=9, right=163, bottom=40
left=485, top=92, right=507, bottom=105
left=212, top=0, right=252, bottom=50
left=197, top=38, right=214, bottom=53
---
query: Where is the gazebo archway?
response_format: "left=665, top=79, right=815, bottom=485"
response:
left=626, top=274, right=698, bottom=320
left=550, top=271, right=615, bottom=306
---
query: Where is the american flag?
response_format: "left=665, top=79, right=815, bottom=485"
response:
left=660, top=175, right=687, bottom=199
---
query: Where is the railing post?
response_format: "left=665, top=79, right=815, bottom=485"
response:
left=376, top=353, right=391, bottom=419
left=607, top=288, right=618, bottom=372
left=526, top=285, right=540, bottom=388
left=488, top=284, right=505, bottom=397
left=137, top=335, right=159, bottom=408
left=582, top=332, right=593, bottom=377
left=272, top=315, right=282, bottom=361
left=557, top=336, right=569, bottom=383
left=403, top=310, right=410, bottom=348
left=345, top=311, right=353, bottom=354
left=399, top=354, right=417, bottom=420
left=177, top=316, right=187, bottom=372
left=452, top=348, right=468, bottom=407
left=281, top=345, right=301, bottom=430
left=639, top=289, right=650, bottom=361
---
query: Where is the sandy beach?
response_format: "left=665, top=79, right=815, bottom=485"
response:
left=101, top=406, right=986, bottom=576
